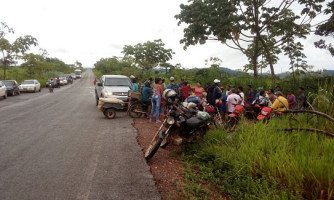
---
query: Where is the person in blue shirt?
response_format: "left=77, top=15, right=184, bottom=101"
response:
left=130, top=75, right=139, bottom=92
left=166, top=77, right=180, bottom=95
left=141, top=81, right=153, bottom=105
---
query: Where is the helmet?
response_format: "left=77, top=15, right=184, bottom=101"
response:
left=213, top=79, right=220, bottom=83
left=170, top=77, right=175, bottom=81
left=163, top=89, right=178, bottom=104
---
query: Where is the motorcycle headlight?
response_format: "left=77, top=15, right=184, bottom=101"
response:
left=166, top=116, right=175, bottom=125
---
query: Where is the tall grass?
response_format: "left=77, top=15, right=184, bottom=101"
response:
left=183, top=117, right=334, bottom=200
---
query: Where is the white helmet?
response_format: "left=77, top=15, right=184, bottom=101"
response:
left=213, top=79, right=220, bottom=83
left=163, top=89, right=178, bottom=104
left=163, top=89, right=177, bottom=100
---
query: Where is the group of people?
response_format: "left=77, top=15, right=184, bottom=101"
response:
left=129, top=75, right=308, bottom=123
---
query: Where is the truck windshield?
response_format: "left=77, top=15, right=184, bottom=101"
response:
left=104, top=78, right=131, bottom=87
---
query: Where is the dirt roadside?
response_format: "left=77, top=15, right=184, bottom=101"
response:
left=133, top=118, right=185, bottom=200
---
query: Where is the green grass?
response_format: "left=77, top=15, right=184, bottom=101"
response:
left=182, top=117, right=334, bottom=200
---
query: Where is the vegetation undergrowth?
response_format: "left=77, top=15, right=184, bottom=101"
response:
left=182, top=116, right=334, bottom=200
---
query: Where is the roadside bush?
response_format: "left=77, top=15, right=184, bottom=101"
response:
left=183, top=117, right=334, bottom=200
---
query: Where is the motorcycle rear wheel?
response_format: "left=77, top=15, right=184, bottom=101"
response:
left=145, top=131, right=165, bottom=160
left=129, top=102, right=144, bottom=118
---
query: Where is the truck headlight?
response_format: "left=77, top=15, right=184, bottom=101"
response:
left=104, top=91, right=113, bottom=97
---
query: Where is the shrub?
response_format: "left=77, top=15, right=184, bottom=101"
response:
left=183, top=117, right=334, bottom=200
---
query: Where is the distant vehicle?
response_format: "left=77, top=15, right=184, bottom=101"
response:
left=20, top=80, right=41, bottom=93
left=60, top=77, right=68, bottom=85
left=74, top=69, right=82, bottom=78
left=66, top=75, right=73, bottom=84
left=95, top=75, right=132, bottom=105
left=1, top=80, right=20, bottom=96
left=70, top=73, right=77, bottom=80
left=0, top=81, right=7, bottom=99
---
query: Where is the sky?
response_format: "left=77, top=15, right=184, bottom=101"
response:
left=1, top=0, right=334, bottom=72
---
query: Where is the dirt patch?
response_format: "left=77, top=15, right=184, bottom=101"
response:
left=133, top=118, right=184, bottom=200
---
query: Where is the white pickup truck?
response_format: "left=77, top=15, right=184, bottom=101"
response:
left=95, top=75, right=132, bottom=105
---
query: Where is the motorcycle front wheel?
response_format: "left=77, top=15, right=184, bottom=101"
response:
left=144, top=130, right=165, bottom=160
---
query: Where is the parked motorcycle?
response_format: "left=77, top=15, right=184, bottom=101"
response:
left=224, top=105, right=244, bottom=131
left=144, top=89, right=212, bottom=160
left=128, top=101, right=149, bottom=118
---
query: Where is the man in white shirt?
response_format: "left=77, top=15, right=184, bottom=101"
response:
left=227, top=88, right=242, bottom=113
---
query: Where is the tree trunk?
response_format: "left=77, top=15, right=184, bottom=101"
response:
left=252, top=37, right=259, bottom=78
left=3, top=64, right=6, bottom=80
left=258, top=36, right=276, bottom=81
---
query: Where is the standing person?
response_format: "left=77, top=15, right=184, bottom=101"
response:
left=238, top=86, right=245, bottom=105
left=206, top=83, right=215, bottom=106
left=213, top=79, right=223, bottom=103
left=141, top=81, right=153, bottom=117
left=131, top=78, right=139, bottom=92
left=247, top=85, right=255, bottom=104
left=56, top=77, right=60, bottom=88
left=193, top=82, right=205, bottom=98
left=150, top=78, right=164, bottom=123
left=225, top=85, right=231, bottom=96
left=226, top=88, right=242, bottom=113
left=287, top=91, right=297, bottom=109
left=180, top=81, right=192, bottom=101
left=167, top=77, right=180, bottom=95
left=298, top=87, right=308, bottom=110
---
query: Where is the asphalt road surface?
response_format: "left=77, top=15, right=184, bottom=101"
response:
left=0, top=70, right=160, bottom=200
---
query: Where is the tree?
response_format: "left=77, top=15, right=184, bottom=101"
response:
left=0, top=22, right=38, bottom=79
left=315, top=1, right=334, bottom=55
left=175, top=0, right=325, bottom=79
left=122, top=39, right=174, bottom=71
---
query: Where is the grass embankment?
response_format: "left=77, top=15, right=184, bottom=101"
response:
left=182, top=117, right=334, bottom=200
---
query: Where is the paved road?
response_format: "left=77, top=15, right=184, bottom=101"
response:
left=0, top=70, right=160, bottom=200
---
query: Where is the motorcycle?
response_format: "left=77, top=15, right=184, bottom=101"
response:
left=144, top=102, right=211, bottom=160
left=47, top=82, right=54, bottom=93
left=128, top=91, right=149, bottom=118
left=128, top=99, right=149, bottom=118
left=224, top=104, right=244, bottom=131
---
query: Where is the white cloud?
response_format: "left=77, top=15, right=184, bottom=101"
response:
left=1, top=0, right=333, bottom=71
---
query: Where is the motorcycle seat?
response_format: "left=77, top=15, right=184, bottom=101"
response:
left=186, top=117, right=205, bottom=129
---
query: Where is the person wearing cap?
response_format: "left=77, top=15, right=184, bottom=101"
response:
left=130, top=75, right=139, bottom=92
left=213, top=79, right=223, bottom=104
left=167, top=77, right=180, bottom=96
left=271, top=91, right=289, bottom=112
